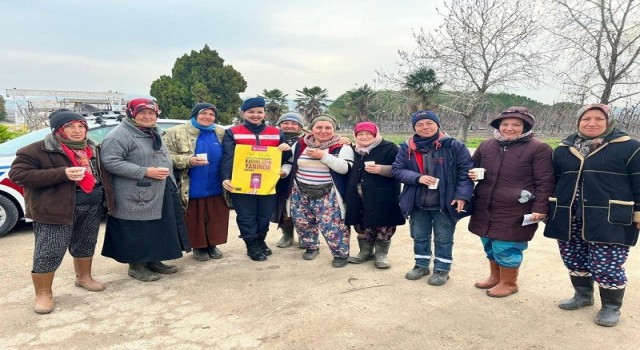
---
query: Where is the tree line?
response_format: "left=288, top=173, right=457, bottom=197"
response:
left=145, top=0, right=639, bottom=140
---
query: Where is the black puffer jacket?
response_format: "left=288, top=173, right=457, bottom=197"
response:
left=544, top=129, right=640, bottom=246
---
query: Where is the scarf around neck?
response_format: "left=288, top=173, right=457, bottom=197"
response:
left=191, top=117, right=216, bottom=131
left=302, top=134, right=341, bottom=150
left=125, top=117, right=162, bottom=151
left=355, top=135, right=383, bottom=155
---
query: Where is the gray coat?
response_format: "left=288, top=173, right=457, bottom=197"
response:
left=100, top=121, right=176, bottom=220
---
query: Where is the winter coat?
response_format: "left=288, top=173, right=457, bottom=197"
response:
left=544, top=129, right=640, bottom=246
left=9, top=134, right=104, bottom=225
left=344, top=139, right=405, bottom=228
left=162, top=122, right=227, bottom=210
left=100, top=121, right=176, bottom=220
left=392, top=134, right=474, bottom=222
left=468, top=136, right=554, bottom=242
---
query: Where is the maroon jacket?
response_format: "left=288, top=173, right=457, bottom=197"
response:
left=9, top=134, right=104, bottom=225
left=468, top=136, right=554, bottom=241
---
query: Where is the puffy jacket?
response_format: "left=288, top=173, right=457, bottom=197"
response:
left=392, top=134, right=474, bottom=222
left=544, top=129, right=640, bottom=246
left=468, top=136, right=554, bottom=241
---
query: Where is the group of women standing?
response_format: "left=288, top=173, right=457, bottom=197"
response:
left=10, top=99, right=640, bottom=328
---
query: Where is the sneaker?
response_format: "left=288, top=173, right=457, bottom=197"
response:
left=207, top=246, right=223, bottom=259
left=332, top=257, right=348, bottom=268
left=428, top=270, right=450, bottom=286
left=303, top=249, right=320, bottom=260
left=193, top=248, right=210, bottom=261
left=405, top=265, right=430, bottom=280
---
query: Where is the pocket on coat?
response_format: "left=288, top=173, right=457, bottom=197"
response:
left=608, top=200, right=634, bottom=225
left=548, top=197, right=558, bottom=219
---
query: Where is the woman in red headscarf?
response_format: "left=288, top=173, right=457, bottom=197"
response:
left=101, top=98, right=191, bottom=282
left=10, top=109, right=106, bottom=314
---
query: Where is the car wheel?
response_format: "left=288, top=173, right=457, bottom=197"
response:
left=0, top=194, right=19, bottom=237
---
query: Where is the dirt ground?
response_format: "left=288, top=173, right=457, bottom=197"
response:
left=1, top=214, right=640, bottom=350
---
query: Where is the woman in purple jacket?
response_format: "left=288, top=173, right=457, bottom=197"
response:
left=468, top=107, right=554, bottom=298
left=392, top=110, right=474, bottom=286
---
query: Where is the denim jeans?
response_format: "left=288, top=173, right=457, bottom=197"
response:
left=409, top=209, right=455, bottom=272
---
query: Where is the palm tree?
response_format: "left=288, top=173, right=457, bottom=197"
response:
left=345, top=84, right=376, bottom=122
left=261, top=89, right=289, bottom=124
left=404, top=68, right=443, bottom=110
left=294, top=86, right=330, bottom=120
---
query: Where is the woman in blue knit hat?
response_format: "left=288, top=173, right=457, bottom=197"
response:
left=221, top=97, right=291, bottom=261
left=392, top=110, right=474, bottom=286
left=163, top=102, right=230, bottom=262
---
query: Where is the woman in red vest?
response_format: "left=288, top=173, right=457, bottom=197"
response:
left=221, top=97, right=291, bottom=261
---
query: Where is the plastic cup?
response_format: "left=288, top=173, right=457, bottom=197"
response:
left=196, top=153, right=208, bottom=161
left=157, top=167, right=170, bottom=172
left=364, top=161, right=376, bottom=167
left=472, top=168, right=486, bottom=180
left=428, top=178, right=440, bottom=189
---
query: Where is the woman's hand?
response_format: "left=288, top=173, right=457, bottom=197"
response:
left=364, top=164, right=381, bottom=174
left=530, top=212, right=547, bottom=222
left=338, top=137, right=352, bottom=145
left=279, top=170, right=287, bottom=178
left=146, top=167, right=170, bottom=180
left=189, top=156, right=208, bottom=167
left=451, top=199, right=466, bottom=213
left=222, top=179, right=233, bottom=191
left=65, top=167, right=85, bottom=182
left=468, top=170, right=478, bottom=181
left=636, top=222, right=640, bottom=230
left=277, top=143, right=291, bottom=152
left=305, top=148, right=325, bottom=159
left=418, top=175, right=438, bottom=186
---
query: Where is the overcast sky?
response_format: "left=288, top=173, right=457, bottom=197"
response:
left=0, top=0, right=557, bottom=104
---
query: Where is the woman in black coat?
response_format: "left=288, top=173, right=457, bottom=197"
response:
left=544, top=104, right=640, bottom=327
left=345, top=122, right=405, bottom=268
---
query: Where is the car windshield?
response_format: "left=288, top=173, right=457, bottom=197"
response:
left=0, top=121, right=184, bottom=157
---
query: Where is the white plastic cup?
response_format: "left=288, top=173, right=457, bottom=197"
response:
left=364, top=161, right=376, bottom=167
left=472, top=168, right=486, bottom=180
left=157, top=167, right=170, bottom=172
left=196, top=153, right=208, bottom=161
left=428, top=178, right=440, bottom=189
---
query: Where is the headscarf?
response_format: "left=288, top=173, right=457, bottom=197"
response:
left=573, top=104, right=615, bottom=156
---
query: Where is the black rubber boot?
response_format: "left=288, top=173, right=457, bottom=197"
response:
left=257, top=235, right=272, bottom=256
left=374, top=241, right=391, bottom=269
left=558, top=275, right=594, bottom=310
left=146, top=261, right=178, bottom=274
left=245, top=239, right=267, bottom=261
left=596, top=287, right=625, bottom=327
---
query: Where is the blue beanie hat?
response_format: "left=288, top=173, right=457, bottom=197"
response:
left=411, top=110, right=440, bottom=129
left=190, top=102, right=218, bottom=119
left=240, top=97, right=266, bottom=112
left=276, top=112, right=305, bottom=127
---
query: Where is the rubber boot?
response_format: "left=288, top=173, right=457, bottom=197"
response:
left=128, top=263, right=161, bottom=282
left=348, top=238, right=374, bottom=264
left=374, top=241, right=391, bottom=269
left=257, top=235, right=272, bottom=256
left=245, top=239, right=267, bottom=261
left=31, top=272, right=55, bottom=314
left=73, top=257, right=105, bottom=292
left=487, top=266, right=518, bottom=298
left=276, top=226, right=294, bottom=248
left=146, top=261, right=178, bottom=274
left=596, top=287, right=625, bottom=327
left=474, top=260, right=500, bottom=289
left=558, top=275, right=594, bottom=310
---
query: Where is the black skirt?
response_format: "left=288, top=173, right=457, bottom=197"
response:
left=102, top=181, right=191, bottom=264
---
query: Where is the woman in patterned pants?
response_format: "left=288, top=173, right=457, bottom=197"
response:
left=544, top=104, right=640, bottom=327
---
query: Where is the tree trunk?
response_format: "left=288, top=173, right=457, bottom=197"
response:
left=456, top=116, right=473, bottom=142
